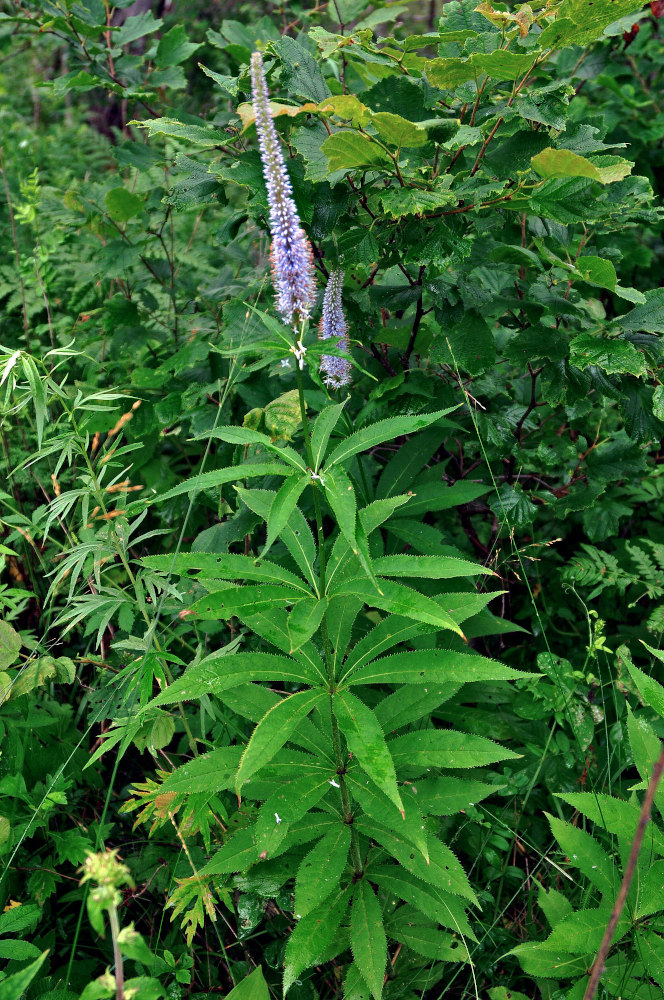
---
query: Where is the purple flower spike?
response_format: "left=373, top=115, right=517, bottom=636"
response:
left=250, top=51, right=316, bottom=327
left=319, top=269, right=352, bottom=390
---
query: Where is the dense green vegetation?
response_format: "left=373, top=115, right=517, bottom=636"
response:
left=1, top=0, right=664, bottom=997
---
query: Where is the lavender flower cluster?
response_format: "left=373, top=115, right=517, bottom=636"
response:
left=250, top=52, right=316, bottom=328
left=319, top=268, right=352, bottom=389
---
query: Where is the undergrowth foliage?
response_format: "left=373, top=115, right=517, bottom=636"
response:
left=1, top=0, right=664, bottom=998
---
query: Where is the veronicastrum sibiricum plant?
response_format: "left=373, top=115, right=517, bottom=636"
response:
left=123, top=52, right=531, bottom=1000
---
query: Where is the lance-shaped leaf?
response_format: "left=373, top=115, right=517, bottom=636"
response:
left=334, top=690, right=403, bottom=815
left=133, top=462, right=291, bottom=511
left=140, top=651, right=319, bottom=710
left=324, top=406, right=458, bottom=468
left=237, top=487, right=317, bottom=589
left=159, top=747, right=244, bottom=795
left=388, top=730, right=520, bottom=771
left=628, top=644, right=664, bottom=718
left=344, top=615, right=436, bottom=673
left=196, top=425, right=307, bottom=472
left=263, top=473, right=310, bottom=558
left=253, top=772, right=334, bottom=858
left=236, top=688, right=327, bottom=795
left=191, top=584, right=307, bottom=619
left=356, top=817, right=476, bottom=902
left=199, top=826, right=259, bottom=876
left=324, top=468, right=381, bottom=592
left=347, top=772, right=428, bottom=862
left=311, top=399, right=348, bottom=471
left=288, top=598, right=327, bottom=652
left=283, top=888, right=352, bottom=995
left=223, top=967, right=270, bottom=1000
left=372, top=554, right=491, bottom=580
left=142, top=551, right=311, bottom=594
left=344, top=649, right=528, bottom=687
left=333, top=578, right=464, bottom=638
left=351, top=880, right=386, bottom=1000
left=370, top=866, right=477, bottom=940
left=294, top=824, right=351, bottom=918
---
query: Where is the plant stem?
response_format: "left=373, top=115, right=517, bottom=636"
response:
left=295, top=359, right=364, bottom=875
left=108, top=905, right=124, bottom=1000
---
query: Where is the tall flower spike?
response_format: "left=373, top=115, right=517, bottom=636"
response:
left=250, top=51, right=316, bottom=327
left=319, top=269, right=352, bottom=389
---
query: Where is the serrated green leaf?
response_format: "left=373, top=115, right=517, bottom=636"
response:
left=263, top=473, right=310, bottom=558
left=140, top=463, right=291, bottom=509
left=334, top=578, right=464, bottom=638
left=191, top=584, right=309, bottom=619
left=389, top=729, right=519, bottom=770
left=391, top=480, right=489, bottom=518
left=334, top=690, right=403, bottom=814
left=372, top=554, right=490, bottom=580
left=287, top=598, right=327, bottom=652
left=344, top=649, right=528, bottom=687
left=351, top=880, right=386, bottom=1000
left=160, top=748, right=244, bottom=795
left=223, top=967, right=270, bottom=1000
left=379, top=186, right=456, bottom=220
left=142, top=552, right=310, bottom=594
left=236, top=688, right=327, bottom=794
left=141, top=652, right=319, bottom=711
left=283, top=888, right=351, bottom=995
left=576, top=255, right=617, bottom=291
left=294, top=825, right=351, bottom=917
left=155, top=24, right=201, bottom=66
left=311, top=399, right=348, bottom=471
left=374, top=685, right=459, bottom=731
left=237, top=487, right=317, bottom=589
left=569, top=334, right=646, bottom=377
left=347, top=772, right=428, bottom=861
left=546, top=814, right=616, bottom=896
left=370, top=866, right=476, bottom=939
left=21, top=356, right=46, bottom=449
left=324, top=465, right=357, bottom=551
left=199, top=826, right=259, bottom=876
left=556, top=792, right=664, bottom=854
left=628, top=646, right=664, bottom=718
left=325, top=407, right=457, bottom=468
left=356, top=817, right=476, bottom=902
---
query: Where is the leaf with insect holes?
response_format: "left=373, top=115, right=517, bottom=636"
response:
left=334, top=690, right=403, bottom=815
left=142, top=552, right=311, bottom=594
left=351, top=880, right=386, bottom=999
left=235, top=688, right=327, bottom=794
left=294, top=824, right=351, bottom=918
left=191, top=584, right=309, bottom=619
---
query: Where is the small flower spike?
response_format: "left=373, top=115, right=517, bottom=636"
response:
left=250, top=51, right=316, bottom=327
left=319, top=268, right=352, bottom=389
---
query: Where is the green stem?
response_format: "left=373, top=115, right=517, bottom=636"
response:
left=108, top=905, right=124, bottom=1000
left=295, top=359, right=364, bottom=875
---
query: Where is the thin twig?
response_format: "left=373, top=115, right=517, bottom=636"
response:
left=583, top=744, right=664, bottom=1000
